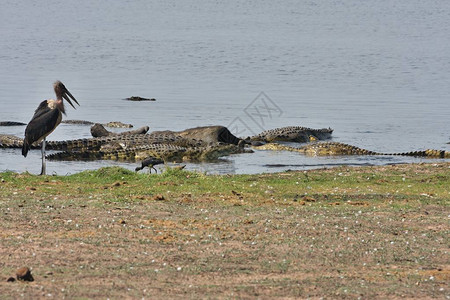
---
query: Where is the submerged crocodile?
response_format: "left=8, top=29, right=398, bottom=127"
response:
left=0, top=121, right=26, bottom=126
left=61, top=120, right=134, bottom=128
left=248, top=126, right=333, bottom=143
left=255, top=142, right=450, bottom=158
left=124, top=96, right=156, bottom=101
left=104, top=121, right=133, bottom=128
left=61, top=120, right=95, bottom=125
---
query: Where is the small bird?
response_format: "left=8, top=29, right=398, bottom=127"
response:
left=22, top=81, right=79, bottom=175
left=135, top=156, right=164, bottom=173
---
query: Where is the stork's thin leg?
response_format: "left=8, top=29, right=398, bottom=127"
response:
left=153, top=167, right=157, bottom=174
left=40, top=138, right=46, bottom=175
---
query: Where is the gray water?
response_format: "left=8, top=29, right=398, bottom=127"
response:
left=1, top=0, right=449, bottom=175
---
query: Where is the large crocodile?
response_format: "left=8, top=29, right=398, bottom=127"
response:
left=46, top=143, right=249, bottom=162
left=255, top=142, right=450, bottom=158
left=0, top=132, right=202, bottom=151
left=248, top=126, right=333, bottom=143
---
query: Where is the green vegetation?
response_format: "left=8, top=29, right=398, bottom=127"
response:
left=0, top=163, right=449, bottom=299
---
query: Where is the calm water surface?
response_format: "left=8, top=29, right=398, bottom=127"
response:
left=1, top=0, right=449, bottom=174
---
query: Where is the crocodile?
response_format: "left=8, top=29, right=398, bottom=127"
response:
left=1, top=134, right=35, bottom=149
left=255, top=142, right=450, bottom=158
left=124, top=96, right=156, bottom=101
left=61, top=120, right=95, bottom=125
left=49, top=132, right=203, bottom=151
left=61, top=120, right=135, bottom=128
left=248, top=126, right=333, bottom=143
left=103, top=121, right=134, bottom=128
left=90, top=123, right=149, bottom=137
left=46, top=143, right=250, bottom=162
left=46, top=144, right=187, bottom=162
left=0, top=132, right=203, bottom=151
left=0, top=121, right=26, bottom=126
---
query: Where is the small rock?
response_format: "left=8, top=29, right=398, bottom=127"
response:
left=119, top=219, right=126, bottom=225
left=16, top=267, right=34, bottom=282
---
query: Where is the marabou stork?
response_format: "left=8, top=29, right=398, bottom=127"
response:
left=22, top=81, right=79, bottom=175
left=135, top=156, right=164, bottom=173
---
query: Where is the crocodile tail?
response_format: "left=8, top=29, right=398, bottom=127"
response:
left=344, top=143, right=378, bottom=155
left=425, top=149, right=448, bottom=158
left=390, top=150, right=448, bottom=158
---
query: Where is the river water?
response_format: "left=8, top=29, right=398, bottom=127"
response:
left=1, top=0, right=449, bottom=175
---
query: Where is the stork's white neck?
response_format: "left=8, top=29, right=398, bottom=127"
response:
left=48, top=99, right=65, bottom=114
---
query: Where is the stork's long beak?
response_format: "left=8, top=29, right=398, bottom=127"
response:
left=62, top=88, right=80, bottom=109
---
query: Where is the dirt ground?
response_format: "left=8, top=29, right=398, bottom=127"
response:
left=0, top=163, right=449, bottom=299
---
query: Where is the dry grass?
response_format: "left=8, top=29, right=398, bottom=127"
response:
left=0, top=163, right=449, bottom=299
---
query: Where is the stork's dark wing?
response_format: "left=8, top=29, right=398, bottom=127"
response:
left=31, top=100, right=52, bottom=119
left=23, top=100, right=61, bottom=156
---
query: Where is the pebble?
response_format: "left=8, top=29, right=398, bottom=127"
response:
left=16, top=267, right=34, bottom=282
